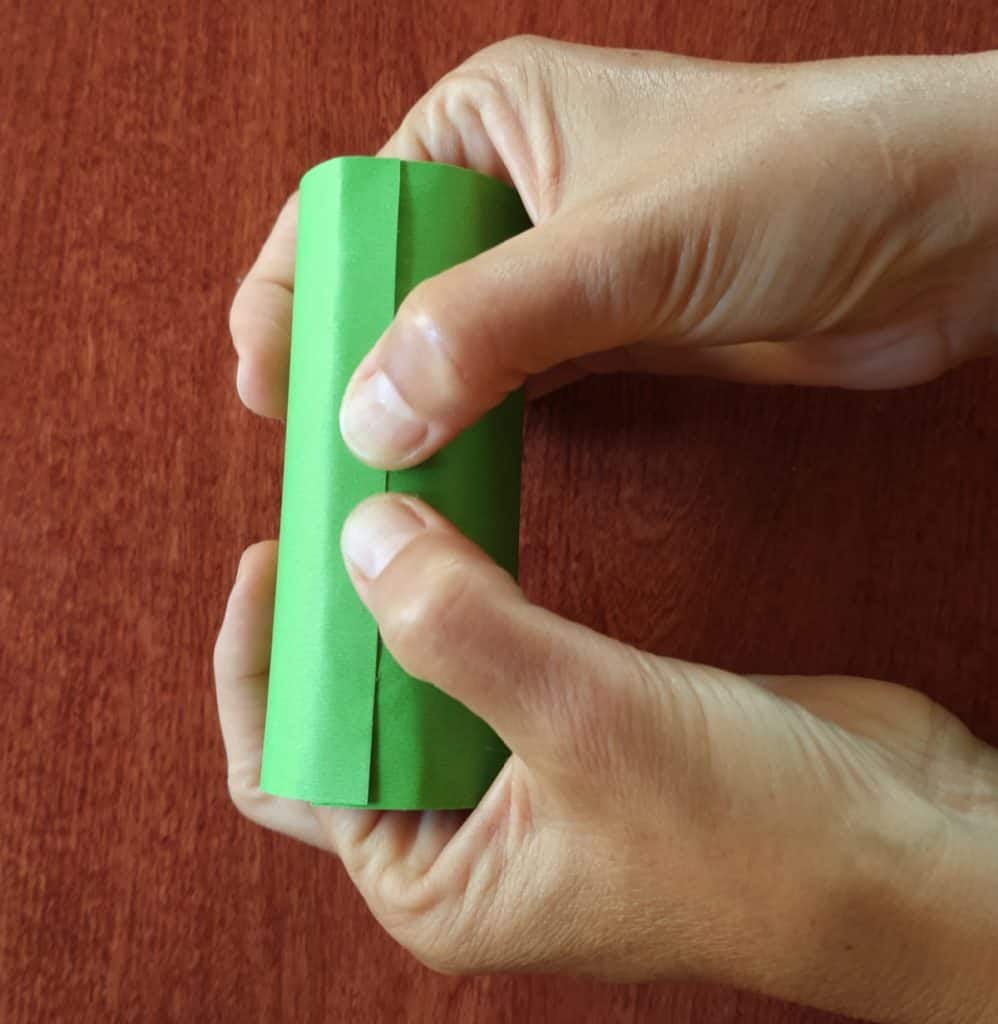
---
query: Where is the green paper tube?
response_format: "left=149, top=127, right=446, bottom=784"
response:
left=259, top=156, right=532, bottom=810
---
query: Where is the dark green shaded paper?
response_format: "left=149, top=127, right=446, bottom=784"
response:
left=260, top=157, right=531, bottom=809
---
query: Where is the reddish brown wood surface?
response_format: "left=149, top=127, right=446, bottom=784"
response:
left=2, top=2, right=996, bottom=1021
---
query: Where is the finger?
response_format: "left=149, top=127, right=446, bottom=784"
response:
left=229, top=194, right=298, bottom=419
left=339, top=493, right=640, bottom=769
left=337, top=204, right=664, bottom=468
left=378, top=95, right=514, bottom=192
left=214, top=542, right=471, bottom=870
left=213, top=540, right=334, bottom=850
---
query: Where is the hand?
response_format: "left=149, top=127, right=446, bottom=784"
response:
left=216, top=498, right=998, bottom=1023
left=221, top=37, right=998, bottom=1022
left=230, top=37, right=998, bottom=469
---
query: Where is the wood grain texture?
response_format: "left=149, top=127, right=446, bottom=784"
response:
left=2, top=1, right=995, bottom=1021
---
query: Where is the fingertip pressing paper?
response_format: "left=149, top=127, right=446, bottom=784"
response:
left=260, top=157, right=531, bottom=810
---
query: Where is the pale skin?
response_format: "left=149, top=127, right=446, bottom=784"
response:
left=217, top=37, right=998, bottom=1023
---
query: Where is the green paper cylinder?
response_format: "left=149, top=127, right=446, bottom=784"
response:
left=259, top=156, right=531, bottom=809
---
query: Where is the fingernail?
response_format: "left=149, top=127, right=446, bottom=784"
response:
left=340, top=369, right=428, bottom=465
left=342, top=498, right=427, bottom=580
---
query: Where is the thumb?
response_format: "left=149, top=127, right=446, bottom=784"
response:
left=339, top=492, right=643, bottom=769
left=338, top=206, right=657, bottom=469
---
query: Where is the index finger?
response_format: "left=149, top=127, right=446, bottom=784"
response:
left=229, top=102, right=504, bottom=424
left=229, top=193, right=298, bottom=419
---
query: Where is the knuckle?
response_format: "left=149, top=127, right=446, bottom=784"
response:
left=393, top=280, right=448, bottom=344
left=469, top=34, right=552, bottom=70
left=393, top=272, right=513, bottom=411
left=381, top=552, right=478, bottom=681
left=417, top=35, right=549, bottom=149
left=211, top=632, right=227, bottom=680
left=394, top=281, right=481, bottom=391
left=406, top=64, right=508, bottom=161
left=441, top=37, right=551, bottom=136
left=229, top=191, right=297, bottom=346
left=226, top=771, right=264, bottom=825
left=430, top=62, right=505, bottom=111
left=228, top=289, right=250, bottom=347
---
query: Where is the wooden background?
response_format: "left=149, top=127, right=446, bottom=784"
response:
left=2, top=1, right=996, bottom=1021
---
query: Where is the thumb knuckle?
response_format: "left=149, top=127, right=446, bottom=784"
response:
left=380, top=547, right=482, bottom=681
left=392, top=280, right=497, bottom=413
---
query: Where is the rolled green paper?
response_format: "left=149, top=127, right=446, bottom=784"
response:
left=260, top=156, right=531, bottom=809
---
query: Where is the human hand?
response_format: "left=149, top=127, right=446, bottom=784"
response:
left=216, top=500, right=998, bottom=1023
left=231, top=37, right=998, bottom=469
left=221, top=36, right=998, bottom=1021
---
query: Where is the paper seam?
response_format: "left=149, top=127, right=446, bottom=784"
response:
left=367, top=159, right=402, bottom=803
